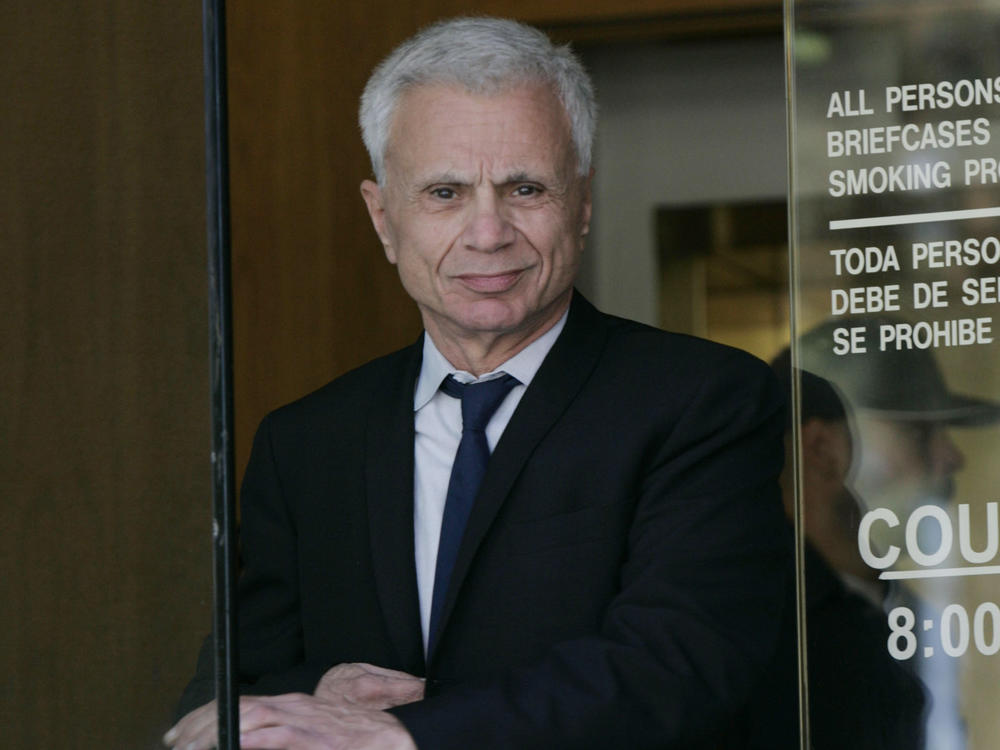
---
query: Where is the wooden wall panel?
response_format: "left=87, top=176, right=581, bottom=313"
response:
left=228, top=3, right=422, bottom=477
left=1, top=3, right=211, bottom=747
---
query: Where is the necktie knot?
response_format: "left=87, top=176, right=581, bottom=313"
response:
left=441, top=373, right=519, bottom=433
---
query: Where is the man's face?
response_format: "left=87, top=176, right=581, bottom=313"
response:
left=361, top=83, right=591, bottom=352
left=852, top=414, right=965, bottom=515
left=792, top=417, right=869, bottom=578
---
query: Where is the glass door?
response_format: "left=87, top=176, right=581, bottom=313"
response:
left=787, top=1, right=1000, bottom=747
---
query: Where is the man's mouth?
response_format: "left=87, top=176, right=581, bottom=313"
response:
left=456, top=271, right=523, bottom=293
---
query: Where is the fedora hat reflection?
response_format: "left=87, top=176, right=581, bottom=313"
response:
left=797, top=316, right=1000, bottom=425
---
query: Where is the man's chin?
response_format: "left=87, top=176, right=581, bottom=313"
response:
left=423, top=290, right=570, bottom=344
left=455, top=300, right=529, bottom=336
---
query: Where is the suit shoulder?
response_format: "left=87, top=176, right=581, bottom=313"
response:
left=264, top=342, right=419, bottom=431
left=598, top=312, right=773, bottom=382
left=581, top=311, right=784, bottom=435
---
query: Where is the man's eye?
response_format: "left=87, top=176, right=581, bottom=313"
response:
left=513, top=184, right=542, bottom=197
left=430, top=187, right=457, bottom=200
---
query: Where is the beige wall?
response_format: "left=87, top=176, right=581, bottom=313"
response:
left=1, top=3, right=211, bottom=746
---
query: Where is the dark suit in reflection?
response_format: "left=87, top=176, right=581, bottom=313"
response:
left=805, top=544, right=926, bottom=749
left=757, top=362, right=926, bottom=749
left=744, top=542, right=926, bottom=749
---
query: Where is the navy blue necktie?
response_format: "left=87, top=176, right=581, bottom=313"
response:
left=429, top=373, right=519, bottom=649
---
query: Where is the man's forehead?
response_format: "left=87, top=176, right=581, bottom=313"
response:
left=384, top=82, right=574, bottom=182
left=390, top=82, right=567, bottom=135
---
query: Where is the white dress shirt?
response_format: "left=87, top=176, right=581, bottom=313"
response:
left=412, top=312, right=567, bottom=650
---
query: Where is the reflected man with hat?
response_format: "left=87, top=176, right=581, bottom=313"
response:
left=800, top=315, right=1000, bottom=559
left=799, top=314, right=1000, bottom=749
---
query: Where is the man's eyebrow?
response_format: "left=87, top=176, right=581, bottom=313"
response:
left=500, top=171, right=542, bottom=184
left=416, top=172, right=467, bottom=187
left=412, top=170, right=554, bottom=190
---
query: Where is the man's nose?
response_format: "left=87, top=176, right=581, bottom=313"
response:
left=462, top=191, right=516, bottom=252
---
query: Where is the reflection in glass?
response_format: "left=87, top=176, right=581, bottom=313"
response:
left=789, top=1, right=1000, bottom=747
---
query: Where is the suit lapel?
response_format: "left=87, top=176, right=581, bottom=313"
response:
left=365, top=338, right=426, bottom=674
left=428, top=293, right=611, bottom=662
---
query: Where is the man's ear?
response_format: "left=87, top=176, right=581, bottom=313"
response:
left=360, top=179, right=397, bottom=264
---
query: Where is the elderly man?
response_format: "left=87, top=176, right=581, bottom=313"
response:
left=167, top=17, right=788, bottom=750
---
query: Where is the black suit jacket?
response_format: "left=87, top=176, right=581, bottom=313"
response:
left=180, top=293, right=790, bottom=748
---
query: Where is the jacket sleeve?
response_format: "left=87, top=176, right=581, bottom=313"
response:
left=174, top=412, right=327, bottom=720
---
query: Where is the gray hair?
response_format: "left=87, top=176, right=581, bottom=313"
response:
left=359, top=16, right=597, bottom=184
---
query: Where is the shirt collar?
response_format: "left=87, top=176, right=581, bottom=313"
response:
left=413, top=309, right=569, bottom=411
